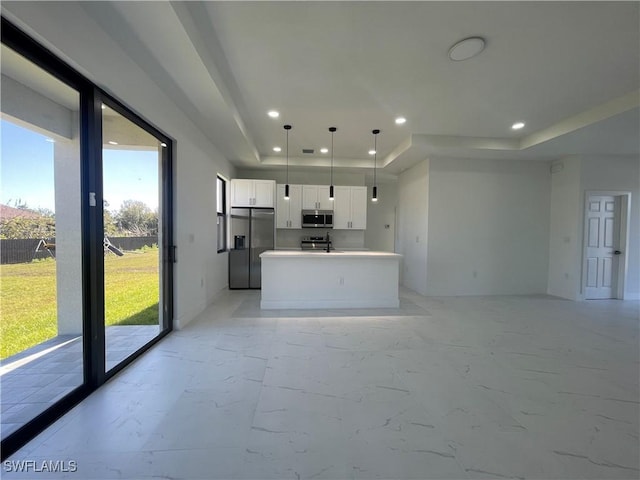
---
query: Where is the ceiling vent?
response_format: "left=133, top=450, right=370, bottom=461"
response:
left=302, top=148, right=314, bottom=154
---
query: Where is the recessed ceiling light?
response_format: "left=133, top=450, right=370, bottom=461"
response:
left=369, top=149, right=376, bottom=155
left=160, top=142, right=167, bottom=147
left=511, top=122, right=525, bottom=130
left=448, top=37, right=486, bottom=61
left=273, top=146, right=282, bottom=152
left=108, top=141, right=118, bottom=145
left=395, top=117, right=407, bottom=125
left=268, top=110, right=280, bottom=118
left=320, top=148, right=328, bottom=154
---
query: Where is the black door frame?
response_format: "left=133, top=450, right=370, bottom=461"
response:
left=1, top=17, right=175, bottom=459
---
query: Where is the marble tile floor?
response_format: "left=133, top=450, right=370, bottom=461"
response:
left=1, top=325, right=160, bottom=440
left=3, top=289, right=639, bottom=480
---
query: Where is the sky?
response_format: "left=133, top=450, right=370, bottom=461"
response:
left=1, top=119, right=159, bottom=214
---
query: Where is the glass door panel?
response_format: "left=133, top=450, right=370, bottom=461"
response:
left=101, top=105, right=163, bottom=372
left=0, top=45, right=83, bottom=440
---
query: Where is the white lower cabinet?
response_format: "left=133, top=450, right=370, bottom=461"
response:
left=276, top=184, right=302, bottom=229
left=333, top=186, right=367, bottom=229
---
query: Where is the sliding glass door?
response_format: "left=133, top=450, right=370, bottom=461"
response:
left=0, top=43, right=84, bottom=442
left=0, top=19, right=173, bottom=458
left=101, top=103, right=165, bottom=372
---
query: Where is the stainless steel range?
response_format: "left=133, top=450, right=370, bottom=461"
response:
left=300, top=235, right=333, bottom=250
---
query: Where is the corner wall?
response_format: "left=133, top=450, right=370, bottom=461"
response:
left=397, top=160, right=429, bottom=295
left=547, top=157, right=582, bottom=300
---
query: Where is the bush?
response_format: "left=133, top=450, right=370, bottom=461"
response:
left=0, top=217, right=56, bottom=239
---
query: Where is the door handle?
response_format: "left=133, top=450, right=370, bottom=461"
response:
left=614, top=250, right=622, bottom=255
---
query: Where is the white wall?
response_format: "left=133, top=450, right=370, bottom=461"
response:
left=547, top=157, right=583, bottom=300
left=397, top=160, right=429, bottom=295
left=3, top=2, right=236, bottom=328
left=426, top=158, right=550, bottom=296
left=580, top=156, right=640, bottom=299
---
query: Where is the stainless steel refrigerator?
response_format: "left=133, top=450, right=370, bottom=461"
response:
left=229, top=208, right=275, bottom=289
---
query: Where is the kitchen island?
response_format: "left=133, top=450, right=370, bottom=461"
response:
left=260, top=250, right=402, bottom=309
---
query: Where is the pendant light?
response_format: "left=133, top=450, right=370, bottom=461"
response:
left=284, top=124, right=291, bottom=199
left=329, top=127, right=336, bottom=200
left=372, top=129, right=380, bottom=202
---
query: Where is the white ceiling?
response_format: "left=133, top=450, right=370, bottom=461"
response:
left=49, top=2, right=640, bottom=172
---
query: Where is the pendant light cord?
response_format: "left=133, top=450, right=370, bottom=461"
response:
left=374, top=133, right=377, bottom=186
left=330, top=130, right=334, bottom=186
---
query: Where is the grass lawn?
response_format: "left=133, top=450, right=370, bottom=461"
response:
left=0, top=248, right=159, bottom=360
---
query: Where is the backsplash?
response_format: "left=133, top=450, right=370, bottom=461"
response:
left=276, top=228, right=365, bottom=250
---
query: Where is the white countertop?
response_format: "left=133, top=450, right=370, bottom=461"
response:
left=261, top=250, right=402, bottom=259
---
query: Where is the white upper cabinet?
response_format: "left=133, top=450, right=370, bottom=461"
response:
left=333, top=186, right=367, bottom=230
left=276, top=184, right=302, bottom=229
left=302, top=185, right=333, bottom=210
left=231, top=179, right=275, bottom=207
left=349, top=186, right=367, bottom=229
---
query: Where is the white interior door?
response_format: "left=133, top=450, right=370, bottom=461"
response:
left=584, top=195, right=619, bottom=299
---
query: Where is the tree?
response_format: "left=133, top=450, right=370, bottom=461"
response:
left=103, top=200, right=118, bottom=236
left=114, top=200, right=157, bottom=236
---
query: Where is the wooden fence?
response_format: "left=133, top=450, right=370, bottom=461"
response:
left=0, top=236, right=157, bottom=264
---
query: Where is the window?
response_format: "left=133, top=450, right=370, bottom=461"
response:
left=217, top=175, right=226, bottom=252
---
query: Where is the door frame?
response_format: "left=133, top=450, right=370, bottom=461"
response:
left=581, top=190, right=631, bottom=299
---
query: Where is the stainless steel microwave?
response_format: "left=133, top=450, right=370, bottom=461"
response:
left=301, top=210, right=333, bottom=228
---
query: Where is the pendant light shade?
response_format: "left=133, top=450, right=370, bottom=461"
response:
left=284, top=124, right=292, bottom=199
left=329, top=127, right=336, bottom=201
left=372, top=129, right=380, bottom=202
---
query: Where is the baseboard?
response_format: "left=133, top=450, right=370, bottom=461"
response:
left=260, top=298, right=400, bottom=309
